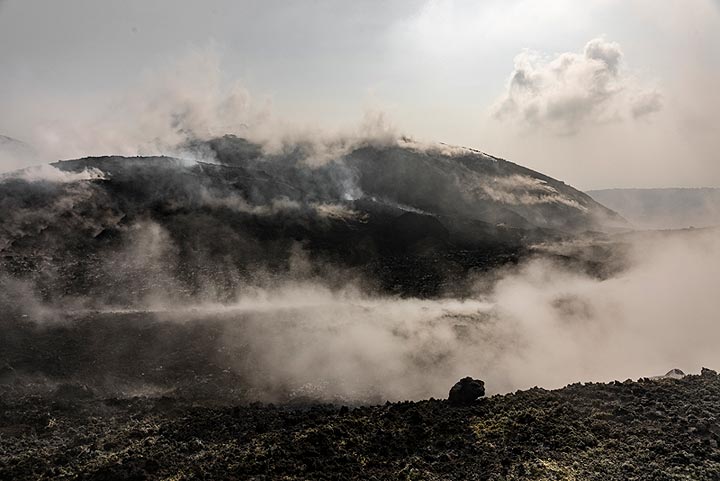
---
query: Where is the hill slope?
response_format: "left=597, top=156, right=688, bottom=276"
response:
left=0, top=136, right=626, bottom=301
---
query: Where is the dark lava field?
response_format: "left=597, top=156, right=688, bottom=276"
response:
left=3, top=370, right=720, bottom=480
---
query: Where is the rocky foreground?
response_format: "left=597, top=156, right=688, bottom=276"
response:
left=2, top=371, right=720, bottom=480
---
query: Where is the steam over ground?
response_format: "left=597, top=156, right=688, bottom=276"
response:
left=0, top=125, right=717, bottom=402
left=0, top=45, right=716, bottom=401
left=2, top=220, right=718, bottom=402
left=3, top=4, right=720, bottom=479
left=156, top=227, right=720, bottom=400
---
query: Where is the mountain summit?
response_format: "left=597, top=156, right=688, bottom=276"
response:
left=0, top=136, right=626, bottom=301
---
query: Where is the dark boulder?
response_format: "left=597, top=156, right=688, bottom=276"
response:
left=701, top=367, right=717, bottom=377
left=448, top=377, right=485, bottom=406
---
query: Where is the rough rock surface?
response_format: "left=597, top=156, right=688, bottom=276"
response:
left=0, top=136, right=627, bottom=302
left=2, top=373, right=720, bottom=480
left=448, top=376, right=486, bottom=405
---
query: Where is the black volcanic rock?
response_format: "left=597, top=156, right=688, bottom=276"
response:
left=0, top=136, right=627, bottom=301
left=6, top=373, right=720, bottom=480
left=448, top=376, right=485, bottom=405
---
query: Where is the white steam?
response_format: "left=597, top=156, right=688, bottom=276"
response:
left=1, top=164, right=105, bottom=183
left=4, top=212, right=719, bottom=402
left=0, top=47, right=407, bottom=172
left=494, top=37, right=663, bottom=134
left=123, top=227, right=720, bottom=402
left=468, top=174, right=587, bottom=210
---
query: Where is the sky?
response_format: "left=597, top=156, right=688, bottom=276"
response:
left=0, top=0, right=719, bottom=189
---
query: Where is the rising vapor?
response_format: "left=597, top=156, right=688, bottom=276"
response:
left=494, top=37, right=663, bottom=134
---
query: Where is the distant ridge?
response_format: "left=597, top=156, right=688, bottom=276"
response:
left=587, top=187, right=720, bottom=229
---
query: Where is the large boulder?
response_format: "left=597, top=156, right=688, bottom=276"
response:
left=448, top=377, right=485, bottom=406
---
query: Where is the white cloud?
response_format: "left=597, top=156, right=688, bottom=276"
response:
left=494, top=38, right=662, bottom=134
left=630, top=90, right=663, bottom=119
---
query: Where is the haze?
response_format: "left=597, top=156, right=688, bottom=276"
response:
left=1, top=0, right=719, bottom=189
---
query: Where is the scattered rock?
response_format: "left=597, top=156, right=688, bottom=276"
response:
left=448, top=377, right=485, bottom=406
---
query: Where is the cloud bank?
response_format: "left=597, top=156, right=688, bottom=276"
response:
left=494, top=38, right=662, bottom=134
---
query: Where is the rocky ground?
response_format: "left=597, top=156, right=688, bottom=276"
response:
left=2, top=370, right=720, bottom=480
